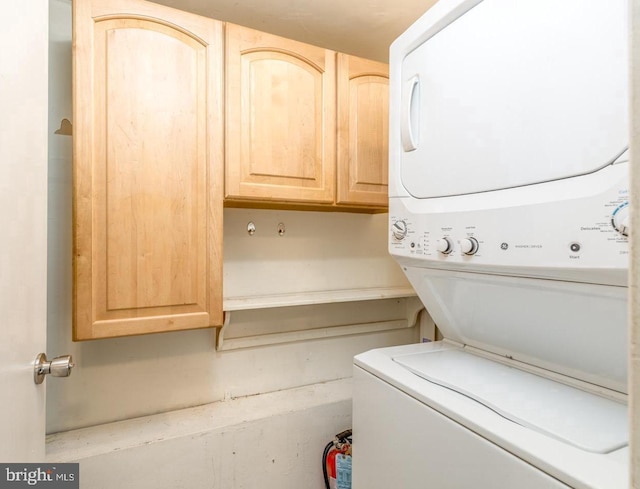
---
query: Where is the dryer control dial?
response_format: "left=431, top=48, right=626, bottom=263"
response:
left=460, top=237, right=479, bottom=255
left=436, top=237, right=454, bottom=254
left=612, top=202, right=630, bottom=237
left=392, top=220, right=408, bottom=240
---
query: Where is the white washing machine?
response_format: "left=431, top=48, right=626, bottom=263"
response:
left=352, top=0, right=629, bottom=488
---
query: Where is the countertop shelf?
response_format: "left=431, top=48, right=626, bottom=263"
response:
left=217, top=286, right=422, bottom=351
left=222, top=286, right=417, bottom=312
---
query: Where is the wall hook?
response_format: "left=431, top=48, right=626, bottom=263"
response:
left=54, top=118, right=73, bottom=136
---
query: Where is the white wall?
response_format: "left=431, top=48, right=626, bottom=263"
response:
left=47, top=379, right=352, bottom=489
left=630, top=0, right=640, bottom=486
left=46, top=0, right=417, bottom=434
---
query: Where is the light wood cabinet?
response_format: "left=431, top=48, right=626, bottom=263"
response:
left=337, top=54, right=389, bottom=207
left=73, top=1, right=389, bottom=339
left=224, top=25, right=389, bottom=211
left=225, top=24, right=337, bottom=204
left=73, top=0, right=224, bottom=340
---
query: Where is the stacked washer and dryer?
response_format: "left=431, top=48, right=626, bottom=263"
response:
left=352, top=0, right=630, bottom=488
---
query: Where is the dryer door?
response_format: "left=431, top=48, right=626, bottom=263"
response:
left=399, top=0, right=628, bottom=198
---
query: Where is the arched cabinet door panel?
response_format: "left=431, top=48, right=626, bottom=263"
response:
left=225, top=24, right=336, bottom=204
left=73, top=0, right=224, bottom=340
left=337, top=54, right=389, bottom=208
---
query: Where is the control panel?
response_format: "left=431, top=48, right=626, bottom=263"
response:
left=389, top=163, right=629, bottom=284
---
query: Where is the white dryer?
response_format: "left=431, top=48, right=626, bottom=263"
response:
left=352, top=1, right=629, bottom=488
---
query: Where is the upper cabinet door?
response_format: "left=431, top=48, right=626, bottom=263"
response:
left=73, top=0, right=224, bottom=340
left=225, top=24, right=336, bottom=204
left=336, top=54, right=389, bottom=207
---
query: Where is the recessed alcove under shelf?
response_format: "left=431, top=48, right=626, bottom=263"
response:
left=218, top=286, right=423, bottom=351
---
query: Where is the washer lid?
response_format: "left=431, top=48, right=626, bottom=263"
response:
left=399, top=0, right=628, bottom=198
left=402, top=267, right=628, bottom=394
left=393, top=348, right=628, bottom=454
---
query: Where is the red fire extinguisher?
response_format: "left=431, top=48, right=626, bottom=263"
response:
left=323, top=429, right=352, bottom=489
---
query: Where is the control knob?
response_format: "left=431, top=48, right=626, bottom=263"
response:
left=392, top=220, right=408, bottom=241
left=460, top=237, right=479, bottom=255
left=612, top=202, right=630, bottom=237
left=436, top=237, right=453, bottom=254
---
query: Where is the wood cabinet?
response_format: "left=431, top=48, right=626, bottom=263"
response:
left=73, top=0, right=389, bottom=340
left=225, top=24, right=337, bottom=204
left=73, top=0, right=224, bottom=340
left=337, top=54, right=389, bottom=207
left=224, top=25, right=388, bottom=211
